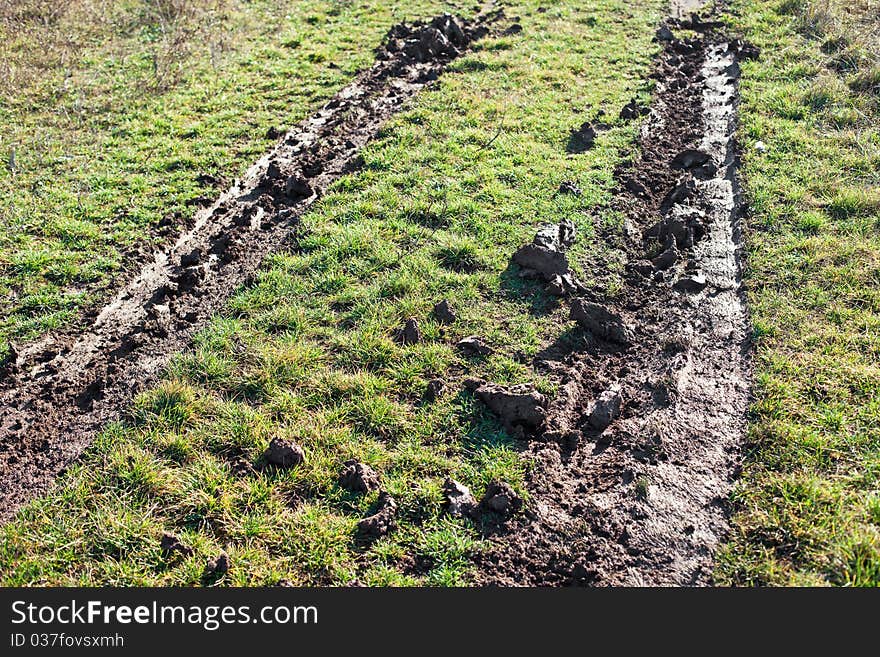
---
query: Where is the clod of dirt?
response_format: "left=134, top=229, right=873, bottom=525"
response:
left=673, top=273, right=708, bottom=293
left=512, top=220, right=581, bottom=294
left=203, top=552, right=230, bottom=580
left=570, top=299, right=635, bottom=345
left=661, top=178, right=697, bottom=210
left=473, top=382, right=547, bottom=433
left=568, top=121, right=599, bottom=153
left=671, top=149, right=710, bottom=170
left=382, top=13, right=474, bottom=63
left=655, top=24, right=674, bottom=41
left=651, top=245, right=678, bottom=271
left=338, top=460, right=381, bottom=494
left=357, top=491, right=398, bottom=540
left=443, top=478, right=478, bottom=519
left=457, top=336, right=493, bottom=356
left=285, top=174, right=313, bottom=199
left=396, top=318, right=422, bottom=345
left=480, top=481, right=522, bottom=516
left=586, top=386, right=623, bottom=431
left=545, top=275, right=568, bottom=297
left=432, top=299, right=456, bottom=324
left=558, top=180, right=582, bottom=196
left=646, top=206, right=707, bottom=250
left=160, top=532, right=193, bottom=558
left=423, top=378, right=445, bottom=402
left=264, top=437, right=305, bottom=469
left=620, top=99, right=649, bottom=120
left=265, top=126, right=284, bottom=140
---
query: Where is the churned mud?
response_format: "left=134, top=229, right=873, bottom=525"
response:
left=477, top=2, right=754, bottom=586
left=0, top=12, right=500, bottom=522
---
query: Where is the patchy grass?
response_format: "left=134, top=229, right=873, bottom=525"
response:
left=717, top=0, right=880, bottom=586
left=0, top=0, right=460, bottom=360
left=0, top=0, right=665, bottom=585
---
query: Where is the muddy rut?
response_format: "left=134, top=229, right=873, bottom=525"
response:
left=0, top=11, right=500, bottom=522
left=478, top=3, right=754, bottom=586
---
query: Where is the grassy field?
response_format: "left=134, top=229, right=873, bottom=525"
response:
left=0, top=0, right=458, bottom=360
left=0, top=0, right=664, bottom=585
left=717, top=0, right=880, bottom=586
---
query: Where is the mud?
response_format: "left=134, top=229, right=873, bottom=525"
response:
left=477, top=3, right=752, bottom=586
left=0, top=11, right=500, bottom=522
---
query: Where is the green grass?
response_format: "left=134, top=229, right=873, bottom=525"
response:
left=717, top=0, right=880, bottom=586
left=0, top=0, right=665, bottom=585
left=0, top=0, right=459, bottom=360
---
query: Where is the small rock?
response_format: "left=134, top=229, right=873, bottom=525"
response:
left=432, top=299, right=456, bottom=324
left=753, top=140, right=767, bottom=152
left=443, top=478, right=478, bottom=518
left=673, top=273, right=708, bottom=293
left=457, top=336, right=493, bottom=356
left=285, top=174, right=313, bottom=198
left=474, top=382, right=547, bottom=432
left=396, top=317, right=422, bottom=345
left=160, top=532, right=193, bottom=558
left=587, top=386, right=623, bottom=431
left=651, top=245, right=678, bottom=271
left=558, top=180, right=582, bottom=196
left=265, top=437, right=305, bottom=469
left=480, top=481, right=522, bottom=516
left=338, top=460, right=381, bottom=494
left=357, top=491, right=398, bottom=539
left=424, top=378, right=445, bottom=402
left=570, top=299, right=635, bottom=345
left=203, top=552, right=230, bottom=579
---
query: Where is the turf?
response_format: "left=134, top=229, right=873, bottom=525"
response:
left=0, top=0, right=665, bottom=585
left=716, top=0, right=880, bottom=586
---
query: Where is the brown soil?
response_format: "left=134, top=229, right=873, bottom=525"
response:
left=475, top=4, right=754, bottom=586
left=0, top=11, right=501, bottom=523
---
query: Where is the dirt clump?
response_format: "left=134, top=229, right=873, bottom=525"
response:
left=480, top=481, right=522, bottom=516
left=338, top=460, right=381, bottom=494
left=264, top=437, right=305, bottom=469
left=472, top=381, right=547, bottom=434
left=423, top=378, right=445, bottom=402
left=160, top=532, right=193, bottom=558
left=443, top=478, right=478, bottom=519
left=512, top=219, right=582, bottom=294
left=586, top=386, right=623, bottom=432
left=357, top=492, right=398, bottom=540
left=203, top=552, right=230, bottom=581
left=558, top=180, right=582, bottom=196
left=396, top=317, right=422, bottom=345
left=432, top=299, right=456, bottom=324
left=569, top=299, right=635, bottom=345
left=456, top=335, right=493, bottom=356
